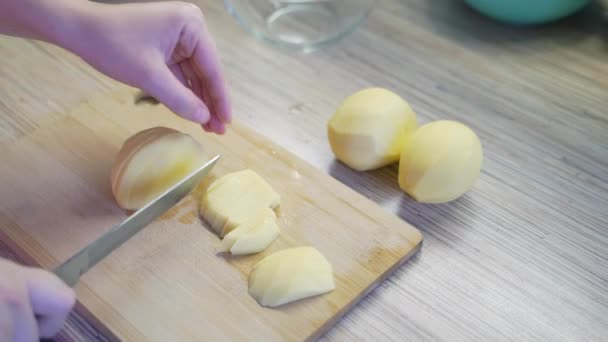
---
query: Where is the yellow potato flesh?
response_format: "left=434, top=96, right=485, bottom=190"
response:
left=200, top=169, right=280, bottom=237
left=220, top=208, right=279, bottom=255
left=328, top=88, right=418, bottom=171
left=248, top=247, right=334, bottom=307
left=398, top=120, right=483, bottom=203
left=111, top=127, right=207, bottom=210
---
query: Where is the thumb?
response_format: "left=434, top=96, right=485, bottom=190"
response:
left=140, top=63, right=211, bottom=124
left=25, top=267, right=75, bottom=338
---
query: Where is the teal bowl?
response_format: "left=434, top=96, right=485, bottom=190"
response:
left=464, top=0, right=591, bottom=24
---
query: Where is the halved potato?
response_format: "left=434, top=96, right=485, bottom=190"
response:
left=111, top=127, right=208, bottom=210
left=201, top=169, right=280, bottom=237
left=248, top=247, right=334, bottom=307
left=220, top=208, right=280, bottom=255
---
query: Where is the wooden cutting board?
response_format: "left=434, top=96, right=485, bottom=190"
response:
left=0, top=88, right=422, bottom=341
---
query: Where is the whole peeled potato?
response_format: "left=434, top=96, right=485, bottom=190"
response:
left=328, top=88, right=418, bottom=171
left=398, top=120, right=483, bottom=203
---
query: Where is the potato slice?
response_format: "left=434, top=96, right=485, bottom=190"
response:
left=328, top=88, right=418, bottom=171
left=248, top=247, right=334, bottom=307
left=111, top=127, right=207, bottom=210
left=201, top=169, right=280, bottom=237
left=398, top=120, right=483, bottom=203
left=220, top=208, right=280, bottom=255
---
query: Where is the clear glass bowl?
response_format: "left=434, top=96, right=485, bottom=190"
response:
left=224, top=0, right=375, bottom=52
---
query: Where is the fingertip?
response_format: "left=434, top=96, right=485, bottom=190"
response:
left=193, top=104, right=211, bottom=124
left=221, top=99, right=232, bottom=124
left=140, top=64, right=212, bottom=125
left=26, top=268, right=75, bottom=302
left=63, top=286, right=76, bottom=308
left=211, top=89, right=232, bottom=125
left=213, top=95, right=232, bottom=124
left=217, top=123, right=226, bottom=134
left=201, top=117, right=225, bottom=134
left=210, top=117, right=226, bottom=134
left=221, top=108, right=232, bottom=124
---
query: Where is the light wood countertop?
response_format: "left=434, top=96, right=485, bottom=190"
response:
left=1, top=0, right=607, bottom=340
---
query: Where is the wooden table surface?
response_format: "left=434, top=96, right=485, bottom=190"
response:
left=1, top=0, right=607, bottom=340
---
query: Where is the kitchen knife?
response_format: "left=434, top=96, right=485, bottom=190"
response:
left=54, top=154, right=220, bottom=286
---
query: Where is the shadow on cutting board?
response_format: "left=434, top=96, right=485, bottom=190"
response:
left=328, top=160, right=471, bottom=247
left=328, top=160, right=401, bottom=205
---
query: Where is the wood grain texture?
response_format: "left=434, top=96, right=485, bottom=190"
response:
left=1, top=0, right=607, bottom=340
left=0, top=89, right=422, bottom=341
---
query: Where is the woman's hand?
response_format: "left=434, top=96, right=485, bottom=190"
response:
left=0, top=258, right=75, bottom=341
left=64, top=2, right=231, bottom=134
left=1, top=0, right=231, bottom=134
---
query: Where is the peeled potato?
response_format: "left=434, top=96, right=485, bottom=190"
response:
left=328, top=88, right=418, bottom=171
left=111, top=127, right=207, bottom=210
left=201, top=169, right=280, bottom=237
left=398, top=120, right=483, bottom=203
left=220, top=208, right=280, bottom=255
left=248, top=247, right=334, bottom=307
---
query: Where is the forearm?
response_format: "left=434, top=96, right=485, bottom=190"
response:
left=0, top=0, right=89, bottom=48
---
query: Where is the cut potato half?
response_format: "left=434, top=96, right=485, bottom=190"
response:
left=201, top=169, right=280, bottom=237
left=111, top=127, right=208, bottom=210
left=220, top=208, right=280, bottom=255
left=249, top=247, right=334, bottom=307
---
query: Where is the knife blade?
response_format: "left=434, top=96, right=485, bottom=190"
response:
left=54, top=154, right=220, bottom=286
